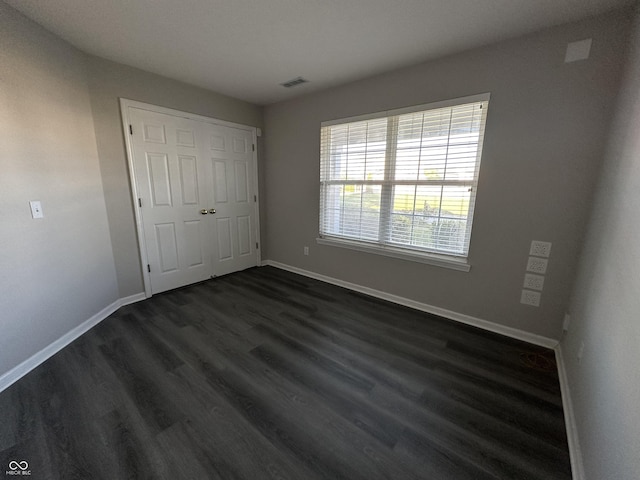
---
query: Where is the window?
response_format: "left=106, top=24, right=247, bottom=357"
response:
left=319, top=94, right=489, bottom=268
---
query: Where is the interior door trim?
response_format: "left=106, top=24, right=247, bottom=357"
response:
left=119, top=98, right=261, bottom=298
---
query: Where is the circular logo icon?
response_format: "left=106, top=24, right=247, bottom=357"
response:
left=8, top=460, right=29, bottom=470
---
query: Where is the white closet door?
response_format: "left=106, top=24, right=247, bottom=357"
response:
left=129, top=108, right=211, bottom=294
left=205, top=124, right=258, bottom=277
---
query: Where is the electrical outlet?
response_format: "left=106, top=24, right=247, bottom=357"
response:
left=526, top=256, right=548, bottom=274
left=577, top=342, right=585, bottom=363
left=520, top=289, right=541, bottom=307
left=530, top=240, right=552, bottom=258
left=303, top=246, right=309, bottom=256
left=523, top=273, right=545, bottom=291
left=29, top=200, right=43, bottom=219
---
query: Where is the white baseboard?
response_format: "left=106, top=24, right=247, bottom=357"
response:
left=262, top=260, right=558, bottom=349
left=0, top=292, right=146, bottom=393
left=555, top=344, right=585, bottom=480
left=120, top=292, right=147, bottom=307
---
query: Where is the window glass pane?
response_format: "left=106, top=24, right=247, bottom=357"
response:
left=433, top=218, right=467, bottom=253
left=415, top=185, right=443, bottom=249
left=418, top=146, right=447, bottom=181
left=321, top=184, right=345, bottom=235
left=388, top=185, right=471, bottom=254
left=390, top=213, right=413, bottom=245
left=361, top=211, right=381, bottom=240
left=413, top=185, right=444, bottom=216
left=322, top=184, right=381, bottom=240
left=364, top=119, right=387, bottom=182
left=392, top=184, right=418, bottom=214
left=326, top=125, right=348, bottom=180
left=440, top=186, right=472, bottom=219
left=444, top=105, right=484, bottom=181
left=365, top=150, right=386, bottom=181
left=443, top=136, right=480, bottom=181
left=361, top=185, right=382, bottom=240
left=335, top=119, right=387, bottom=182
left=410, top=215, right=436, bottom=250
left=397, top=112, right=424, bottom=141
left=395, top=146, right=421, bottom=181
left=346, top=149, right=366, bottom=180
left=421, top=108, right=453, bottom=137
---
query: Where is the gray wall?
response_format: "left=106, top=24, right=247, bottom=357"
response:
left=85, top=57, right=264, bottom=297
left=263, top=10, right=632, bottom=340
left=562, top=7, right=640, bottom=480
left=0, top=3, right=119, bottom=375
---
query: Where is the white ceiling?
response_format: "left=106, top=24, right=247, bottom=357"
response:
left=5, top=0, right=633, bottom=105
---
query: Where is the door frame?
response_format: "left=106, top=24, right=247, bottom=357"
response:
left=120, top=98, right=261, bottom=298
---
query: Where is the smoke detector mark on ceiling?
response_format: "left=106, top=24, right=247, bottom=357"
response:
left=280, top=77, right=309, bottom=88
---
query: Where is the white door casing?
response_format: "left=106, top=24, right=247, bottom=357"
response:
left=121, top=100, right=260, bottom=296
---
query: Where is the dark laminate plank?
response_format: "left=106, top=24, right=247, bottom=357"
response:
left=163, top=366, right=325, bottom=480
left=95, top=407, right=172, bottom=480
left=259, top=310, right=429, bottom=400
left=111, top=314, right=186, bottom=373
left=250, top=343, right=403, bottom=449
left=99, top=337, right=185, bottom=434
left=416, top=364, right=569, bottom=449
left=251, top=322, right=376, bottom=393
left=0, top=266, right=571, bottom=479
left=393, top=433, right=502, bottom=480
left=212, top=355, right=425, bottom=480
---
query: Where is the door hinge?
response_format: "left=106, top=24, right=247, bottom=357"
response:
left=138, top=198, right=142, bottom=207
left=252, top=144, right=255, bottom=152
left=129, top=124, right=133, bottom=135
left=254, top=195, right=257, bottom=202
left=147, top=264, right=151, bottom=273
left=256, top=242, right=259, bottom=249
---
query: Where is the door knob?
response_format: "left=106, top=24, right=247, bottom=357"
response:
left=209, top=208, right=216, bottom=214
left=200, top=209, right=208, bottom=215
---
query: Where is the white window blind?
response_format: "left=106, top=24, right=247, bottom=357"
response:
left=319, top=94, right=489, bottom=259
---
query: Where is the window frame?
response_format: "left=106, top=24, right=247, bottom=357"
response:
left=317, top=93, right=490, bottom=271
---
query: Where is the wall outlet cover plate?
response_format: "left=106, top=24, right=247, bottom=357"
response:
left=29, top=200, right=43, bottom=219
left=521, top=289, right=541, bottom=307
left=530, top=240, right=552, bottom=258
left=526, top=256, right=548, bottom=274
left=524, top=273, right=545, bottom=291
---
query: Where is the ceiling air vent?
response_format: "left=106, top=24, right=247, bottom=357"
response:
left=280, top=77, right=308, bottom=88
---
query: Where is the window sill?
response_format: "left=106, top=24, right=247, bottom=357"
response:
left=315, top=237, right=471, bottom=272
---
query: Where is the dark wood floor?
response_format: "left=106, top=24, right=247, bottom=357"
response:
left=0, top=266, right=571, bottom=479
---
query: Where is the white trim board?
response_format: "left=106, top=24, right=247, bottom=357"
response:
left=0, top=292, right=146, bottom=393
left=262, top=260, right=558, bottom=349
left=120, top=292, right=147, bottom=307
left=555, top=344, right=585, bottom=480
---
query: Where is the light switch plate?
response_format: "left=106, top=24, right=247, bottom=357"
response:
left=29, top=200, right=43, bottom=219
